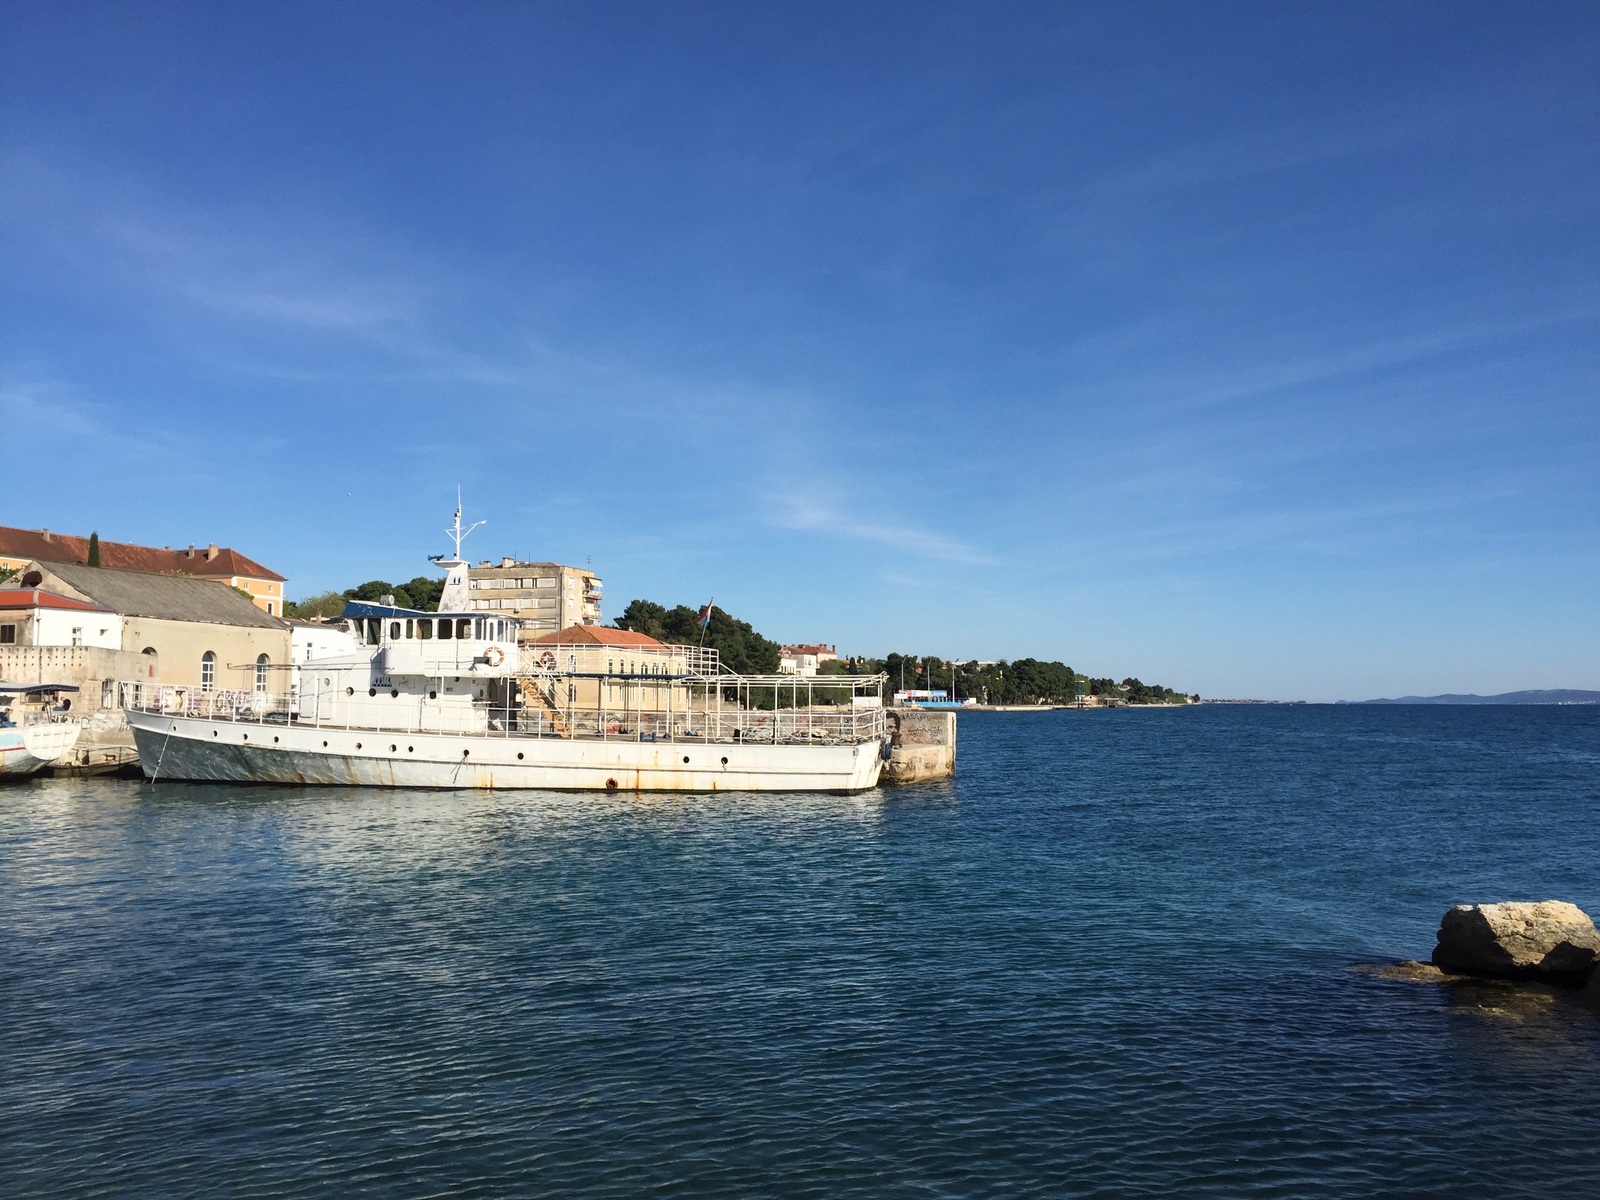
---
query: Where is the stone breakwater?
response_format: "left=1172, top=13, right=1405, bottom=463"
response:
left=882, top=709, right=956, bottom=784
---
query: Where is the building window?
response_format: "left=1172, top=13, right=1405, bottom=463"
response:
left=0, top=624, right=13, bottom=644
left=201, top=651, right=216, bottom=691
left=255, top=654, right=269, bottom=693
left=102, top=679, right=116, bottom=709
left=266, top=601, right=274, bottom=615
left=71, top=627, right=84, bottom=647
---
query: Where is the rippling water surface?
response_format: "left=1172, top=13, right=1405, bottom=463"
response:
left=4, top=705, right=1599, bottom=1197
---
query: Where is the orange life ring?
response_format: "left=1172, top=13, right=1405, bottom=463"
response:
left=538, top=650, right=557, bottom=671
left=484, top=646, right=505, bottom=667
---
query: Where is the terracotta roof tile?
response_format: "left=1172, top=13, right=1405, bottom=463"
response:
left=0, top=526, right=285, bottom=582
left=528, top=625, right=666, bottom=649
left=0, top=588, right=110, bottom=613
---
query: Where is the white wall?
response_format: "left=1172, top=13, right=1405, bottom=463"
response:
left=33, top=608, right=122, bottom=649
left=292, top=623, right=358, bottom=663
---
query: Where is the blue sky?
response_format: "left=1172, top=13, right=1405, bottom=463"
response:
left=3, top=2, right=1596, bottom=700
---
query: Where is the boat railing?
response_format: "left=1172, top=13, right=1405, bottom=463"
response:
left=516, top=643, right=722, bottom=678
left=119, top=681, right=890, bottom=745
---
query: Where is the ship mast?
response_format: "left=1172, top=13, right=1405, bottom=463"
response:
left=445, top=487, right=485, bottom=564
left=433, top=488, right=484, bottom=612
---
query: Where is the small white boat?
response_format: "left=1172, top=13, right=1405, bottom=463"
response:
left=0, top=683, right=84, bottom=778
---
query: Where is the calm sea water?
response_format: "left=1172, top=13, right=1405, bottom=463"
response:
left=3, top=705, right=1598, bottom=1198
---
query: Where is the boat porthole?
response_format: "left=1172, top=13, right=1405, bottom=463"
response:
left=462, top=749, right=469, bottom=758
left=369, top=688, right=377, bottom=697
left=356, top=742, right=362, bottom=749
left=391, top=689, right=399, bottom=699
left=429, top=690, right=437, bottom=700
left=346, top=687, right=354, bottom=696
left=605, top=777, right=618, bottom=790
left=242, top=734, right=248, bottom=741
left=390, top=744, right=397, bottom=752
left=212, top=730, right=218, bottom=737
left=517, top=752, right=524, bottom=760
left=683, top=756, right=690, bottom=764
left=273, top=736, right=279, bottom=744
left=322, top=741, right=328, bottom=747
left=721, top=756, right=728, bottom=766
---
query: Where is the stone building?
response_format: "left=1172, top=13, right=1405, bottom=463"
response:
left=5, top=560, right=290, bottom=703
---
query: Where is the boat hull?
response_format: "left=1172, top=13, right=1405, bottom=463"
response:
left=128, top=710, right=886, bottom=793
left=0, top=723, right=83, bottom=778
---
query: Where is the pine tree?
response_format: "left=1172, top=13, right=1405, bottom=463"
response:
left=87, top=532, right=100, bottom=567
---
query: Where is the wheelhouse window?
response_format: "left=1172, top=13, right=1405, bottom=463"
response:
left=255, top=654, right=269, bottom=693
left=438, top=619, right=452, bottom=640
left=201, top=651, right=216, bottom=692
left=457, top=619, right=471, bottom=639
left=389, top=622, right=402, bottom=641
left=418, top=619, right=432, bottom=639
left=365, top=619, right=380, bottom=646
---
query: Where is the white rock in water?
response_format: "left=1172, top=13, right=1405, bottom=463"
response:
left=1431, top=901, right=1600, bottom=984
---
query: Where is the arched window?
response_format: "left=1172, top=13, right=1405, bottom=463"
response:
left=255, top=653, right=269, bottom=693
left=201, top=651, right=216, bottom=692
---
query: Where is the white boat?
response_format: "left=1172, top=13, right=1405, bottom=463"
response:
left=0, top=683, right=84, bottom=778
left=123, top=509, right=890, bottom=793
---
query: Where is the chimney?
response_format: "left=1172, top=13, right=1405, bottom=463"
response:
left=186, top=545, right=195, bottom=558
left=206, top=544, right=218, bottom=561
left=41, top=529, right=50, bottom=542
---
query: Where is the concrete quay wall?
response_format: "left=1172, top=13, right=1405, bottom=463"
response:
left=882, top=708, right=956, bottom=785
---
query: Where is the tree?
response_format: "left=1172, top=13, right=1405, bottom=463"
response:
left=87, top=532, right=100, bottom=567
left=286, top=592, right=346, bottom=620
left=398, top=575, right=445, bottom=611
left=344, top=580, right=397, bottom=603
left=615, top=599, right=781, bottom=674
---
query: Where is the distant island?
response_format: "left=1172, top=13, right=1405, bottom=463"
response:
left=1351, top=690, right=1600, bottom=705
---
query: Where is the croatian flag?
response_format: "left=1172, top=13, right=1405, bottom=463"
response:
left=697, top=599, right=714, bottom=628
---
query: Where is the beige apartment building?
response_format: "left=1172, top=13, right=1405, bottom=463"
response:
left=465, top=559, right=602, bottom=637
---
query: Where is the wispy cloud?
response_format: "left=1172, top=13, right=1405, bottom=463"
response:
left=0, top=373, right=146, bottom=447
left=768, top=492, right=992, bottom=565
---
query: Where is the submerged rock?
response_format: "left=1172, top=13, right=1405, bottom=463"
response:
left=1583, top=964, right=1600, bottom=1014
left=1431, top=901, right=1600, bottom=985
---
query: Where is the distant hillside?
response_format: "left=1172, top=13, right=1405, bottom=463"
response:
left=1355, top=690, right=1600, bottom=705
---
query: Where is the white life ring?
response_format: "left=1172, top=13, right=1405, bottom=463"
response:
left=484, top=645, right=505, bottom=667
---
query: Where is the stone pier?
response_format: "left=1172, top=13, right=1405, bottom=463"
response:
left=882, top=708, right=956, bottom=785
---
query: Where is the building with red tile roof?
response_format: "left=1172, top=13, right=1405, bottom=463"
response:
left=527, top=625, right=665, bottom=649
left=0, top=526, right=287, bottom=616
